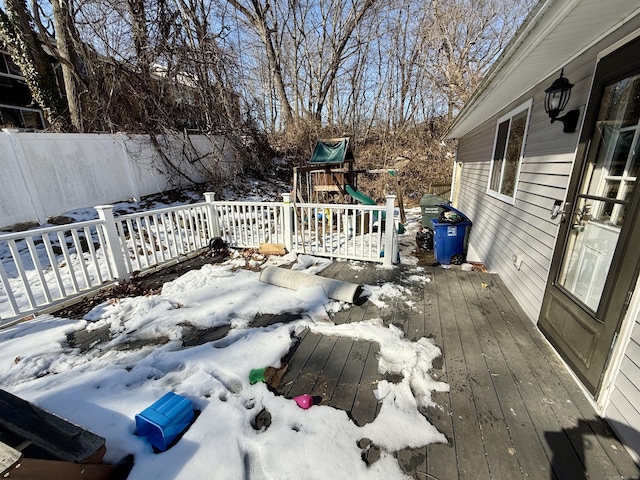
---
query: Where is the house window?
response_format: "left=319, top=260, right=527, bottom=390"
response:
left=487, top=100, right=532, bottom=202
left=0, top=51, right=23, bottom=78
left=0, top=105, right=45, bottom=129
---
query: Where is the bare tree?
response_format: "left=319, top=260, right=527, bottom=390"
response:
left=224, top=0, right=380, bottom=129
left=418, top=0, right=535, bottom=121
left=49, top=0, right=86, bottom=130
left=2, top=0, right=535, bottom=192
left=224, top=0, right=294, bottom=128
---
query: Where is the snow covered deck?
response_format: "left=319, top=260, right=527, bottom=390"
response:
left=276, top=262, right=639, bottom=479
left=64, top=259, right=639, bottom=479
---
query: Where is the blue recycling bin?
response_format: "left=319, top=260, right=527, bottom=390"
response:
left=430, top=205, right=472, bottom=265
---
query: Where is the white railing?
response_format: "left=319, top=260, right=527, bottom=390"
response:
left=1, top=193, right=398, bottom=326
left=112, top=203, right=212, bottom=273
left=0, top=219, right=117, bottom=325
left=210, top=198, right=286, bottom=248
left=291, top=202, right=387, bottom=262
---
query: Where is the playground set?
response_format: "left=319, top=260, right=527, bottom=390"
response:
left=291, top=137, right=406, bottom=223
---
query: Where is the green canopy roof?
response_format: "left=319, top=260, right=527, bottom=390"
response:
left=310, top=138, right=353, bottom=164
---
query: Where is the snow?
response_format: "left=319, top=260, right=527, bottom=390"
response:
left=0, top=203, right=448, bottom=479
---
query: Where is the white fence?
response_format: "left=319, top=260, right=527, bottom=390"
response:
left=0, top=131, right=235, bottom=228
left=0, top=194, right=399, bottom=326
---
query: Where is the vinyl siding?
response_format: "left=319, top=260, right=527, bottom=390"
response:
left=454, top=21, right=640, bottom=324
left=455, top=92, right=574, bottom=322
left=453, top=8, right=640, bottom=463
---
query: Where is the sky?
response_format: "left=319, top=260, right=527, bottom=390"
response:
left=0, top=204, right=449, bottom=479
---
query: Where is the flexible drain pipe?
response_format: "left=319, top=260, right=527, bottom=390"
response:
left=259, top=266, right=363, bottom=303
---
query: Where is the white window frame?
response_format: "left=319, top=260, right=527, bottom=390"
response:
left=0, top=51, right=24, bottom=81
left=0, top=104, right=45, bottom=129
left=486, top=99, right=532, bottom=204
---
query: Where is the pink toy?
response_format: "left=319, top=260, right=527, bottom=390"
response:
left=293, top=394, right=313, bottom=409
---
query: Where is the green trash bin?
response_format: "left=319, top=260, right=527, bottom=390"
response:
left=419, top=194, right=449, bottom=227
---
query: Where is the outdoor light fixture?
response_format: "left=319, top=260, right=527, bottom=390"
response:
left=544, top=69, right=580, bottom=133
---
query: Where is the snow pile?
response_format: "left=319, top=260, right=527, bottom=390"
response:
left=363, top=283, right=412, bottom=309
left=0, top=253, right=447, bottom=479
left=291, top=254, right=333, bottom=274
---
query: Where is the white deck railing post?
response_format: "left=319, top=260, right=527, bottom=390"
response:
left=282, top=193, right=293, bottom=252
left=383, top=195, right=396, bottom=266
left=204, top=192, right=221, bottom=239
left=95, top=205, right=130, bottom=281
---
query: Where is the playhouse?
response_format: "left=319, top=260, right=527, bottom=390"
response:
left=292, top=137, right=358, bottom=204
left=292, top=137, right=405, bottom=221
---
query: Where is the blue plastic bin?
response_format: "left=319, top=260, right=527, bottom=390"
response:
left=430, top=205, right=472, bottom=265
left=135, top=392, right=194, bottom=451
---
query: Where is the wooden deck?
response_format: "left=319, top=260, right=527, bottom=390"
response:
left=64, top=256, right=640, bottom=479
left=272, top=260, right=639, bottom=480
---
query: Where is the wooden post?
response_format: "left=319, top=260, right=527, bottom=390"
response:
left=392, top=173, right=406, bottom=223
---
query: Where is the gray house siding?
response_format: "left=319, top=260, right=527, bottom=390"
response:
left=456, top=104, right=575, bottom=322
left=454, top=26, right=635, bottom=323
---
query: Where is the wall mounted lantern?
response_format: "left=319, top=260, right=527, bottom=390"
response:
left=544, top=69, right=580, bottom=133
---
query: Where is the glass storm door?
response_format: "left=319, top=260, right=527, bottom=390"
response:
left=539, top=38, right=640, bottom=394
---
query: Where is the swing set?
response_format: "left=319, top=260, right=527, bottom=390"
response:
left=291, top=137, right=406, bottom=223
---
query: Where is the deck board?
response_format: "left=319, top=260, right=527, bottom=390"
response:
left=478, top=272, right=632, bottom=479
left=350, top=342, right=381, bottom=426
left=456, top=272, right=525, bottom=479
left=439, top=268, right=492, bottom=480
left=278, top=328, right=321, bottom=398
left=330, top=339, right=371, bottom=418
left=422, top=271, right=458, bottom=480
left=314, top=336, right=354, bottom=403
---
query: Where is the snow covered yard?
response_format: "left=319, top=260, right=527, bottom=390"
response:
left=0, top=242, right=449, bottom=479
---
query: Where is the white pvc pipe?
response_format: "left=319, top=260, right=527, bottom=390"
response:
left=259, top=266, right=363, bottom=303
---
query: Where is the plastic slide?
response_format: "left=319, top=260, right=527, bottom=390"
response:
left=345, top=185, right=376, bottom=205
